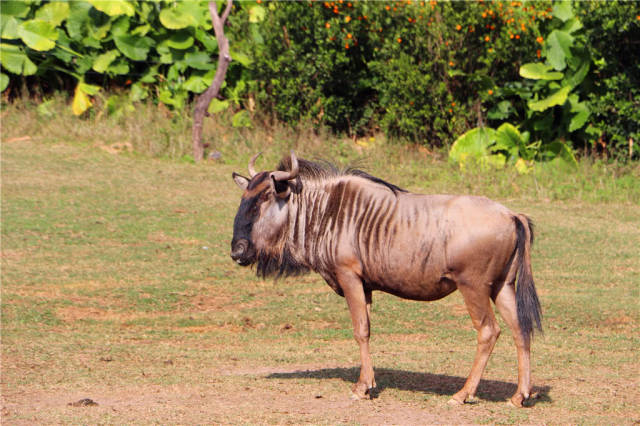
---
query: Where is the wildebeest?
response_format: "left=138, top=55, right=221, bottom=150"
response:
left=231, top=151, right=542, bottom=407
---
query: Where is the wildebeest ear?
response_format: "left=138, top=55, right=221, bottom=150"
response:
left=232, top=172, right=249, bottom=190
left=270, top=174, right=291, bottom=199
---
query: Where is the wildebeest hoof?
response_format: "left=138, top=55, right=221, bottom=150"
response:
left=447, top=397, right=464, bottom=406
left=465, top=395, right=479, bottom=404
left=508, top=394, right=524, bottom=408
left=350, top=383, right=372, bottom=400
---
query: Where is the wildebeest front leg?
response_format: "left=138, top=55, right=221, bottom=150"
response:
left=338, top=270, right=375, bottom=399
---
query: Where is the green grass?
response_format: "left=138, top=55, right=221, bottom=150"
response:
left=1, top=101, right=639, bottom=424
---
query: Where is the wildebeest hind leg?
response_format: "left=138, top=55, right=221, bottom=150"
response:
left=493, top=281, right=532, bottom=407
left=449, top=283, right=501, bottom=405
left=337, top=270, right=376, bottom=399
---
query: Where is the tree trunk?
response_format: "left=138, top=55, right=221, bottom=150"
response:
left=192, top=0, right=233, bottom=162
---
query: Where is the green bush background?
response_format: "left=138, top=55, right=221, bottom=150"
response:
left=1, top=0, right=638, bottom=159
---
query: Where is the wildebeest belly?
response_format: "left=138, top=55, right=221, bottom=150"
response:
left=355, top=193, right=515, bottom=301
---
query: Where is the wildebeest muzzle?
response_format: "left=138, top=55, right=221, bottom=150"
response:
left=230, top=238, right=255, bottom=266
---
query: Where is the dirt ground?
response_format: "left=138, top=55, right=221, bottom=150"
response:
left=2, top=363, right=542, bottom=425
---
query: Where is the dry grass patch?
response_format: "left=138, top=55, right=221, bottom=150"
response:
left=2, top=129, right=639, bottom=424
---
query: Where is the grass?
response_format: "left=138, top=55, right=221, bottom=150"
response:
left=1, top=99, right=639, bottom=424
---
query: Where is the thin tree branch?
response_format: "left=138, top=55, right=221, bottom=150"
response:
left=192, top=0, right=233, bottom=162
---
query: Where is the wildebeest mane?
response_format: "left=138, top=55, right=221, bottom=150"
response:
left=256, top=248, right=309, bottom=279
left=277, top=156, right=407, bottom=195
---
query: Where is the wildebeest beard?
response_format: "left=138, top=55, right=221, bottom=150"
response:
left=255, top=247, right=309, bottom=279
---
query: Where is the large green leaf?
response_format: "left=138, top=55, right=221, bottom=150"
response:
left=184, top=50, right=214, bottom=70
left=528, top=86, right=571, bottom=112
left=552, top=1, right=573, bottom=22
left=449, top=127, right=497, bottom=165
left=183, top=69, right=215, bottom=93
left=113, top=35, right=154, bottom=61
left=66, top=2, right=92, bottom=41
left=494, top=123, right=530, bottom=160
left=195, top=28, right=218, bottom=52
left=519, top=63, right=563, bottom=80
left=35, top=2, right=70, bottom=27
left=0, top=1, right=30, bottom=18
left=0, top=43, right=37, bottom=75
left=0, top=15, right=19, bottom=39
left=164, top=31, right=194, bottom=50
left=546, top=30, right=574, bottom=71
left=88, top=0, right=135, bottom=17
left=546, top=141, right=578, bottom=168
left=72, top=82, right=100, bottom=116
left=563, top=59, right=589, bottom=89
left=562, top=17, right=583, bottom=34
left=17, top=20, right=59, bottom=51
left=568, top=96, right=590, bottom=132
left=92, top=50, right=120, bottom=73
left=159, top=8, right=196, bottom=30
left=0, top=72, right=9, bottom=92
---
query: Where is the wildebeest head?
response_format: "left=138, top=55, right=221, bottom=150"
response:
left=230, top=151, right=299, bottom=266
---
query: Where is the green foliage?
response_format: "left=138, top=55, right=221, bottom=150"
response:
left=575, top=1, right=640, bottom=160
left=450, top=1, right=624, bottom=167
left=0, top=0, right=257, bottom=116
left=1, top=0, right=637, bottom=160
left=244, top=1, right=547, bottom=144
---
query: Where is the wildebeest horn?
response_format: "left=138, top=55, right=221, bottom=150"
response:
left=248, top=152, right=262, bottom=178
left=270, top=150, right=299, bottom=182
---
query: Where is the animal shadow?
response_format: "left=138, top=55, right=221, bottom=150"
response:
left=267, top=367, right=551, bottom=405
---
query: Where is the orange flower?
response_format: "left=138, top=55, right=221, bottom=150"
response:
left=509, top=33, right=514, bottom=39
left=397, top=37, right=402, bottom=43
left=456, top=24, right=462, bottom=30
left=385, top=5, right=390, bottom=10
left=347, top=33, right=352, bottom=39
left=515, top=34, right=520, bottom=39
left=536, top=49, right=541, bottom=58
left=325, top=22, right=331, bottom=28
left=536, top=36, right=543, bottom=44
left=345, top=15, right=351, bottom=22
left=451, top=102, right=456, bottom=107
left=448, top=108, right=453, bottom=113
left=345, top=43, right=350, bottom=49
left=333, top=7, right=339, bottom=13
left=256, top=0, right=262, bottom=3
left=487, top=89, right=494, bottom=95
left=484, top=35, right=490, bottom=42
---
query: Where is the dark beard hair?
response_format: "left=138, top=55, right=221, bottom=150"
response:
left=255, top=248, right=309, bottom=279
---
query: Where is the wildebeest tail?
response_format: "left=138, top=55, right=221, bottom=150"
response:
left=514, top=215, right=543, bottom=339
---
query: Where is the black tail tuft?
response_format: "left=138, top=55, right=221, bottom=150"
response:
left=514, top=216, right=543, bottom=339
